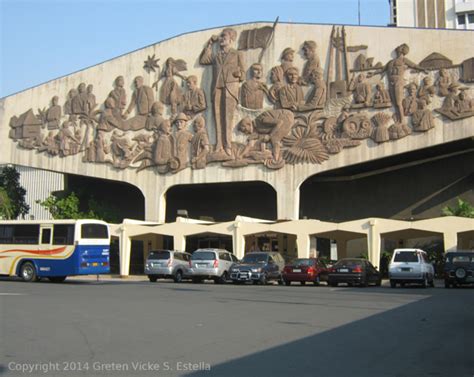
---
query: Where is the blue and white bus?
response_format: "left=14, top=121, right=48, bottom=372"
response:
left=0, top=219, right=110, bottom=282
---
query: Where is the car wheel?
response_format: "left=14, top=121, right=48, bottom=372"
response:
left=48, top=276, right=67, bottom=283
left=421, top=276, right=428, bottom=288
left=20, top=262, right=38, bottom=282
left=148, top=275, right=158, bottom=282
left=192, top=277, right=202, bottom=284
left=314, top=276, right=321, bottom=286
left=455, top=267, right=467, bottom=280
left=376, top=278, right=382, bottom=287
left=173, top=270, right=183, bottom=283
left=429, top=278, right=435, bottom=288
left=217, top=271, right=228, bottom=284
left=277, top=276, right=284, bottom=285
left=390, top=280, right=396, bottom=288
left=361, top=278, right=368, bottom=287
left=444, top=279, right=450, bottom=288
left=260, top=273, right=267, bottom=285
left=285, top=280, right=291, bottom=286
left=300, top=281, right=306, bottom=286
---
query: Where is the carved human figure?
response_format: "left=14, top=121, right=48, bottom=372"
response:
left=199, top=28, right=245, bottom=155
left=110, top=130, right=133, bottom=168
left=297, top=69, right=326, bottom=111
left=337, top=104, right=351, bottom=125
left=373, top=82, right=391, bottom=108
left=349, top=73, right=372, bottom=107
left=418, top=76, right=435, bottom=104
left=278, top=67, right=305, bottom=111
left=268, top=66, right=284, bottom=106
left=191, top=115, right=210, bottom=169
left=237, top=117, right=272, bottom=162
left=440, top=83, right=460, bottom=117
left=412, top=99, right=435, bottom=132
left=437, top=68, right=451, bottom=97
left=38, top=131, right=59, bottom=155
left=107, top=76, right=127, bottom=119
left=181, top=75, right=207, bottom=116
left=64, top=89, right=77, bottom=115
left=173, top=113, right=193, bottom=170
left=157, top=58, right=187, bottom=114
left=71, top=83, right=89, bottom=115
left=388, top=114, right=411, bottom=140
left=45, top=96, right=62, bottom=130
left=57, top=120, right=80, bottom=156
left=153, top=120, right=175, bottom=173
left=240, top=109, right=295, bottom=162
left=97, top=98, right=123, bottom=132
left=86, top=84, right=96, bottom=114
left=376, top=43, right=426, bottom=123
left=94, top=131, right=109, bottom=162
left=301, top=41, right=321, bottom=85
left=280, top=47, right=295, bottom=73
left=145, top=101, right=165, bottom=132
left=456, top=88, right=474, bottom=113
left=240, top=63, right=268, bottom=110
left=125, top=76, right=155, bottom=117
left=402, top=83, right=419, bottom=116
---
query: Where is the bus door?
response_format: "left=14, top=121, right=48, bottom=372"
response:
left=39, top=225, right=53, bottom=250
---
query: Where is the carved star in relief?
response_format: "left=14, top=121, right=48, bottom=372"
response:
left=143, top=54, right=160, bottom=74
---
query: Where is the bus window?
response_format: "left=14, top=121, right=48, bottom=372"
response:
left=41, top=228, right=52, bottom=244
left=7, top=225, right=40, bottom=245
left=0, top=225, right=14, bottom=244
left=81, top=224, right=108, bottom=239
left=53, top=225, right=75, bottom=245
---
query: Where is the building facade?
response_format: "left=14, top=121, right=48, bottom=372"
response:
left=389, top=0, right=474, bottom=29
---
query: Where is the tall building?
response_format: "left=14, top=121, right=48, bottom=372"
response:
left=389, top=0, right=474, bottom=29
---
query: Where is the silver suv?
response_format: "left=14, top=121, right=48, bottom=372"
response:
left=145, top=250, right=191, bottom=283
left=189, top=248, right=238, bottom=284
left=389, top=248, right=435, bottom=288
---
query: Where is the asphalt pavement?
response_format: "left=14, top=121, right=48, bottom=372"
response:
left=0, top=277, right=473, bottom=377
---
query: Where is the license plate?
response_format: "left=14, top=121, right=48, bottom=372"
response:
left=197, top=264, right=206, bottom=268
left=401, top=268, right=410, bottom=272
left=293, top=269, right=301, bottom=273
left=92, top=262, right=98, bottom=267
left=339, top=268, right=349, bottom=273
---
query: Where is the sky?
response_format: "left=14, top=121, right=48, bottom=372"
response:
left=0, top=0, right=389, bottom=98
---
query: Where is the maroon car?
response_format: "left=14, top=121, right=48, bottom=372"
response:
left=282, top=258, right=329, bottom=285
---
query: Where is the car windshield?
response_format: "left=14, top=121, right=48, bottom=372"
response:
left=292, top=259, right=313, bottom=266
left=334, top=259, right=363, bottom=268
left=449, top=255, right=474, bottom=264
left=148, top=251, right=170, bottom=260
left=242, top=254, right=269, bottom=263
left=191, top=251, right=216, bottom=260
left=394, top=252, right=419, bottom=262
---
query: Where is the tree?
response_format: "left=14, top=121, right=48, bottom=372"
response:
left=0, top=166, right=29, bottom=219
left=38, top=191, right=121, bottom=223
left=0, top=187, right=14, bottom=219
left=441, top=198, right=474, bottom=218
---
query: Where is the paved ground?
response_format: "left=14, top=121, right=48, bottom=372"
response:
left=0, top=277, right=473, bottom=377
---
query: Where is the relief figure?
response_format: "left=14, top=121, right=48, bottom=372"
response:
left=240, top=63, right=268, bottom=110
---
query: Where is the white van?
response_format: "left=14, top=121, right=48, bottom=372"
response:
left=389, top=248, right=435, bottom=288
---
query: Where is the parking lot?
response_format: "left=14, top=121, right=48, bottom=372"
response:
left=1, top=278, right=473, bottom=377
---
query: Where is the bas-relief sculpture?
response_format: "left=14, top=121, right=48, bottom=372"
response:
left=8, top=24, right=474, bottom=176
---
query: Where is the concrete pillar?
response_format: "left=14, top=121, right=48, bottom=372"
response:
left=336, top=239, right=347, bottom=259
left=232, top=222, right=245, bottom=259
left=174, top=235, right=186, bottom=252
left=275, top=185, right=300, bottom=220
left=443, top=231, right=458, bottom=253
left=119, top=226, right=131, bottom=277
left=296, top=234, right=310, bottom=258
left=367, top=219, right=381, bottom=269
left=143, top=187, right=167, bottom=222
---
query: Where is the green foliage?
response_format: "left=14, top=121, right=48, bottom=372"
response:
left=0, top=166, right=29, bottom=219
left=38, top=191, right=121, bottom=223
left=0, top=187, right=15, bottom=219
left=441, top=198, right=474, bottom=218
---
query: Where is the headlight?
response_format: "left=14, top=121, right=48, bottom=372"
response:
left=251, top=268, right=261, bottom=273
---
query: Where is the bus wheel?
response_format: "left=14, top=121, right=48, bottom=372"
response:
left=20, top=262, right=38, bottom=282
left=49, top=276, right=67, bottom=283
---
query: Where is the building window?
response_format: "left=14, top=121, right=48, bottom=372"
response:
left=458, top=14, right=466, bottom=25
left=468, top=13, right=474, bottom=24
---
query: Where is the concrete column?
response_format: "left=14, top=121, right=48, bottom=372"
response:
left=275, top=184, right=300, bottom=220
left=119, top=226, right=131, bottom=277
left=232, top=222, right=245, bottom=259
left=143, top=188, right=167, bottom=222
left=174, top=235, right=186, bottom=252
left=443, top=231, right=458, bottom=253
left=367, top=219, right=381, bottom=269
left=296, top=234, right=310, bottom=258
